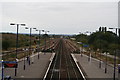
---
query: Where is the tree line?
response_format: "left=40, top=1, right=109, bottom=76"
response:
left=74, top=31, right=120, bottom=55
left=2, top=33, right=62, bottom=51
left=2, top=33, right=43, bottom=50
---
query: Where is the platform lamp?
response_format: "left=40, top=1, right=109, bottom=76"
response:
left=109, top=27, right=119, bottom=80
left=10, top=23, right=26, bottom=76
left=35, top=29, right=44, bottom=59
left=25, top=27, right=37, bottom=65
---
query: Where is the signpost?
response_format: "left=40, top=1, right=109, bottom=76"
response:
left=0, top=61, right=18, bottom=80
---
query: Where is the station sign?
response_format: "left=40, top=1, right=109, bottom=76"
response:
left=83, top=44, right=89, bottom=47
left=3, top=61, right=18, bottom=68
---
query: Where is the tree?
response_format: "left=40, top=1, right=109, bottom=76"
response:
left=75, top=34, right=88, bottom=44
left=2, top=40, right=10, bottom=50
left=88, top=31, right=118, bottom=54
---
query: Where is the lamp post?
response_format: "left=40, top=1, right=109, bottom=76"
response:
left=99, top=45, right=102, bottom=69
left=88, top=48, right=91, bottom=62
left=1, top=60, right=4, bottom=80
left=25, top=27, right=36, bottom=65
left=23, top=48, right=28, bottom=70
left=10, top=23, right=26, bottom=76
left=23, top=48, right=26, bottom=70
left=98, top=26, right=107, bottom=68
left=80, top=42, right=83, bottom=57
left=48, top=34, right=51, bottom=51
left=109, top=27, right=119, bottom=80
left=25, top=48, right=28, bottom=70
left=79, top=32, right=84, bottom=57
left=44, top=31, right=49, bottom=54
left=96, top=48, right=102, bottom=68
left=85, top=31, right=92, bottom=62
left=109, top=28, right=118, bottom=36
left=36, top=29, right=44, bottom=59
left=104, top=52, right=109, bottom=73
left=79, top=31, right=92, bottom=57
left=113, top=50, right=117, bottom=80
left=77, top=42, right=82, bottom=56
left=99, top=28, right=102, bottom=69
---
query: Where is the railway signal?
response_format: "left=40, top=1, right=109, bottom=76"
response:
left=99, top=27, right=107, bottom=32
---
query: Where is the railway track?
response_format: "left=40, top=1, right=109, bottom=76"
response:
left=2, top=39, right=58, bottom=58
left=44, top=39, right=85, bottom=80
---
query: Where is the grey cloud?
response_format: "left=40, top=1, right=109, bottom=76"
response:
left=1, top=2, right=118, bottom=34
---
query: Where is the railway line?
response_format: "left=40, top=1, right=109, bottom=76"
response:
left=2, top=38, right=85, bottom=79
left=44, top=39, right=85, bottom=80
left=2, top=39, right=58, bottom=59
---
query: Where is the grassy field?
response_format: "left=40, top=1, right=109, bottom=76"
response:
left=1, top=33, right=51, bottom=61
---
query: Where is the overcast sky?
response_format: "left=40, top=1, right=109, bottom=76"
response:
left=1, top=0, right=119, bottom=34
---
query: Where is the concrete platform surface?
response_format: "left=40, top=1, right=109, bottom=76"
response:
left=3, top=52, right=55, bottom=79
left=73, top=54, right=118, bottom=79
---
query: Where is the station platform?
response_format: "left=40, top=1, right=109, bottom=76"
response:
left=72, top=54, right=119, bottom=80
left=4, top=52, right=55, bottom=79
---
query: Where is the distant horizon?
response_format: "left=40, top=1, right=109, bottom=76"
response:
left=0, top=32, right=77, bottom=35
